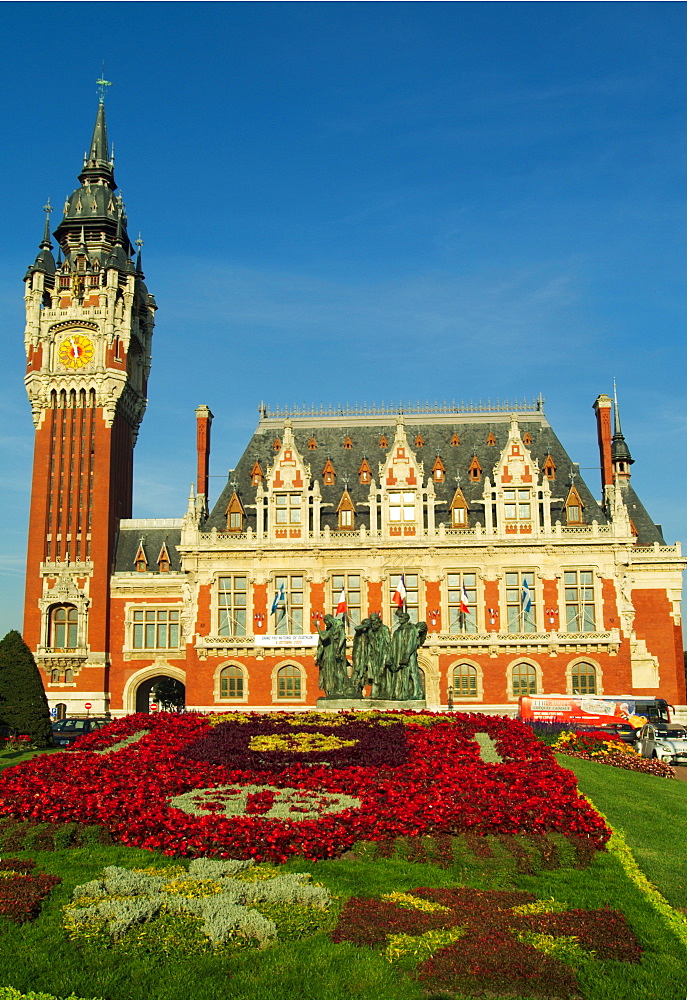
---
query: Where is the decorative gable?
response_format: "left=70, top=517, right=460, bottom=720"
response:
left=272, top=437, right=281, bottom=451
left=380, top=419, right=424, bottom=488
left=266, top=423, right=310, bottom=492
left=307, top=436, right=317, bottom=450
left=486, top=432, right=496, bottom=446
left=358, top=457, right=372, bottom=484
left=523, top=432, right=533, bottom=445
left=379, top=435, right=388, bottom=448
left=432, top=455, right=445, bottom=482
left=450, top=433, right=460, bottom=446
left=494, top=416, right=538, bottom=486
left=415, top=433, right=425, bottom=448
left=343, top=435, right=353, bottom=450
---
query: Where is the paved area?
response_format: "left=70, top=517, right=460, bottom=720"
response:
left=672, top=766, right=687, bottom=782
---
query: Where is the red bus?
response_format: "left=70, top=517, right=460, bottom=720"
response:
left=518, top=695, right=671, bottom=728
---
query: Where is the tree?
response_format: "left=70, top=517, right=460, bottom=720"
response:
left=152, top=677, right=185, bottom=711
left=0, top=631, right=53, bottom=746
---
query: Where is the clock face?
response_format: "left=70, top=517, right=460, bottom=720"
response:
left=57, top=333, right=95, bottom=370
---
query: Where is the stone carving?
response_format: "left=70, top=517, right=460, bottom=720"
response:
left=351, top=613, right=391, bottom=699
left=386, top=611, right=428, bottom=701
left=316, top=614, right=350, bottom=698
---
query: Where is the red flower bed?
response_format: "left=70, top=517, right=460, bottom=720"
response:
left=0, top=858, right=61, bottom=922
left=333, top=886, right=641, bottom=998
left=0, top=712, right=610, bottom=862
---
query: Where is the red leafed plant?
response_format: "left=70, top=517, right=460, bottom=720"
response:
left=0, top=712, right=611, bottom=862
left=0, top=857, right=61, bottom=922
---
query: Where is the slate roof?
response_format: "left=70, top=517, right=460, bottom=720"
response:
left=624, top=485, right=666, bottom=545
left=113, top=527, right=183, bottom=574
left=206, top=408, right=615, bottom=535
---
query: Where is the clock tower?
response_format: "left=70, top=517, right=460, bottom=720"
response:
left=23, top=94, right=156, bottom=711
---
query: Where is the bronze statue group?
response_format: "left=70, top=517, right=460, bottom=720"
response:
left=315, top=610, right=428, bottom=702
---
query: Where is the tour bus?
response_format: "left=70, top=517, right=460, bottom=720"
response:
left=518, top=695, right=672, bottom=729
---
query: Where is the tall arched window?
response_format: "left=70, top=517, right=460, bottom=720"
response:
left=220, top=665, right=244, bottom=700
left=571, top=661, right=597, bottom=696
left=276, top=664, right=302, bottom=700
left=50, top=605, right=78, bottom=648
left=511, top=662, right=537, bottom=698
left=452, top=662, right=478, bottom=698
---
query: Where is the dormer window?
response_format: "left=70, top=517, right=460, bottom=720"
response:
left=337, top=488, right=356, bottom=530
left=323, top=459, right=336, bottom=485
left=343, top=435, right=353, bottom=450
left=486, top=432, right=496, bottom=446
left=565, top=486, right=584, bottom=525
left=450, top=433, right=460, bottom=446
left=432, top=456, right=445, bottom=483
left=449, top=486, right=469, bottom=527
left=225, top=491, right=245, bottom=532
left=523, top=432, right=533, bottom=445
left=468, top=455, right=482, bottom=482
left=358, top=458, right=372, bottom=484
left=134, top=541, right=147, bottom=573
left=272, top=437, right=281, bottom=452
left=251, top=461, right=263, bottom=486
left=379, top=435, right=388, bottom=448
left=157, top=543, right=171, bottom=573
left=543, top=454, right=556, bottom=480
left=308, top=436, right=317, bottom=450
left=415, top=434, right=425, bottom=448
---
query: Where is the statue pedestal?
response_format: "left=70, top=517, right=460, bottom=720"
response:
left=315, top=698, right=426, bottom=713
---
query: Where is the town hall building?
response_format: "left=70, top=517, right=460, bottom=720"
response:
left=22, top=99, right=686, bottom=718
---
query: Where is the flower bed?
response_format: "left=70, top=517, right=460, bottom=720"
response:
left=0, top=858, right=61, bottom=923
left=552, top=731, right=675, bottom=778
left=0, top=712, right=610, bottom=862
left=332, top=886, right=641, bottom=998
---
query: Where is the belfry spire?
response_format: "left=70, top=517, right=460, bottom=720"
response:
left=79, top=91, right=115, bottom=189
left=611, top=380, right=633, bottom=480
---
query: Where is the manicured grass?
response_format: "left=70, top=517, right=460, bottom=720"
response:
left=555, top=754, right=687, bottom=909
left=0, top=829, right=684, bottom=1000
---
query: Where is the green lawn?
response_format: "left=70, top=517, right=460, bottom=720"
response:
left=555, top=754, right=687, bottom=909
left=0, top=749, right=685, bottom=1000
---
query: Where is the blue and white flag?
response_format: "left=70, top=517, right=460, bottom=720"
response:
left=271, top=582, right=286, bottom=617
left=521, top=579, right=532, bottom=614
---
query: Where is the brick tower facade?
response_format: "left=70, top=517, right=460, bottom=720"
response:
left=22, top=97, right=156, bottom=713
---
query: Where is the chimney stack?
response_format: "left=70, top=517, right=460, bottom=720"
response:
left=195, top=405, right=214, bottom=509
left=593, top=394, right=613, bottom=496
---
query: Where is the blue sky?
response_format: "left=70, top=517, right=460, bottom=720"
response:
left=1, top=1, right=686, bottom=637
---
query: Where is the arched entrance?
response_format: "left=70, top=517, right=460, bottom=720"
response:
left=135, top=674, right=186, bottom=713
left=123, top=666, right=187, bottom=715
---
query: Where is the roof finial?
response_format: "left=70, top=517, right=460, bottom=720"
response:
left=135, top=232, right=144, bottom=272
left=40, top=199, right=53, bottom=249
left=96, top=65, right=112, bottom=104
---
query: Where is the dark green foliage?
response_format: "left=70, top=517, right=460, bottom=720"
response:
left=152, top=677, right=185, bottom=710
left=0, top=632, right=53, bottom=747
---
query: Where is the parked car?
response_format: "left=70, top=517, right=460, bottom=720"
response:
left=636, top=723, right=687, bottom=765
left=51, top=717, right=110, bottom=746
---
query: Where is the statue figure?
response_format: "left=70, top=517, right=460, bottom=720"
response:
left=351, top=612, right=391, bottom=699
left=386, top=610, right=428, bottom=701
left=315, top=614, right=349, bottom=698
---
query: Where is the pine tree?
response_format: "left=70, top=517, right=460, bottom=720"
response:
left=0, top=631, right=53, bottom=746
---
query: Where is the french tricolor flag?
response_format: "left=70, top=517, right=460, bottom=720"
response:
left=335, top=586, right=347, bottom=618
left=392, top=575, right=407, bottom=609
left=460, top=582, right=470, bottom=615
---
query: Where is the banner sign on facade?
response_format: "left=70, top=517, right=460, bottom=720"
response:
left=254, top=634, right=318, bottom=647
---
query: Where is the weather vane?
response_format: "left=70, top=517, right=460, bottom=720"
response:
left=96, top=63, right=112, bottom=102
